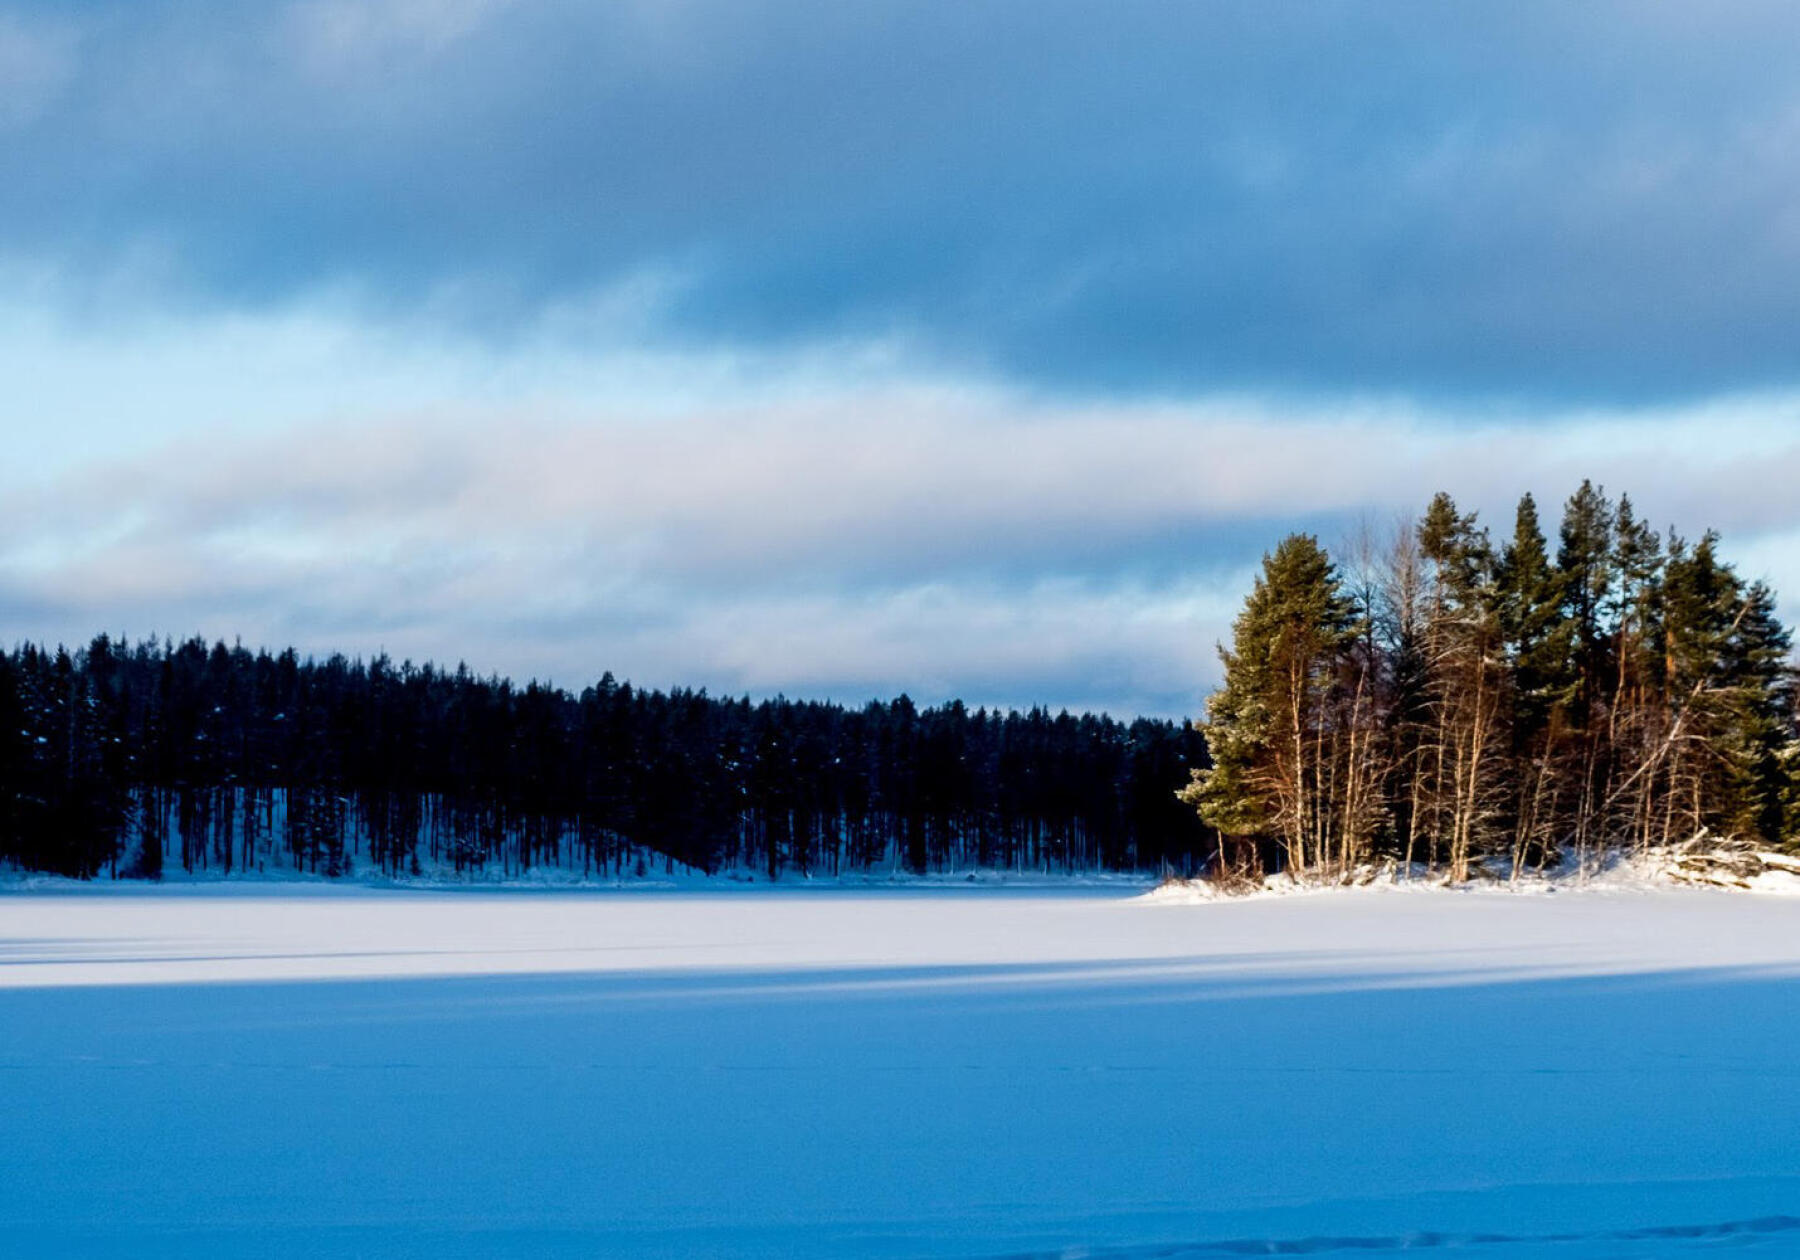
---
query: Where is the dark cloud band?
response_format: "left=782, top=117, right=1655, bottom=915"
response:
left=6, top=1, right=1800, bottom=400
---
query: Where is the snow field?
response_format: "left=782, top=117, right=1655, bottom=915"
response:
left=3, top=886, right=1800, bottom=1256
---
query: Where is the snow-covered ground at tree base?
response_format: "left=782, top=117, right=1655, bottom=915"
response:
left=1143, top=848, right=1800, bottom=902
left=5, top=886, right=1800, bottom=1257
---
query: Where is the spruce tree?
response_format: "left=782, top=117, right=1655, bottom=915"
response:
left=1495, top=494, right=1569, bottom=871
left=1497, top=493, right=1569, bottom=737
left=1715, top=579, right=1793, bottom=845
left=1417, top=493, right=1509, bottom=879
left=1556, top=480, right=1616, bottom=728
left=1181, top=534, right=1357, bottom=876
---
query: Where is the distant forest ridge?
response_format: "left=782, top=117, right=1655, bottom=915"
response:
left=0, top=638, right=1211, bottom=881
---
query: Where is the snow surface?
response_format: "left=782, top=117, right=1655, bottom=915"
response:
left=4, top=885, right=1800, bottom=1257
left=1141, top=852, right=1800, bottom=903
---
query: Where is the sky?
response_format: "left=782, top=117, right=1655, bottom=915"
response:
left=6, top=0, right=1800, bottom=719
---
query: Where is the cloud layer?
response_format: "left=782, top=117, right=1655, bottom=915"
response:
left=8, top=298, right=1800, bottom=716
left=8, top=2, right=1800, bottom=398
left=7, top=3, right=1800, bottom=715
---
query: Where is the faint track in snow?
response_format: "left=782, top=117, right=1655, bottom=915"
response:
left=1002, top=1213, right=1800, bottom=1256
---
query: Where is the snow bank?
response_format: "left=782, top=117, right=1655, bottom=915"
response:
left=1143, top=846, right=1800, bottom=904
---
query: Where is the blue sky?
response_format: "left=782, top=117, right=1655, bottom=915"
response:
left=6, top=1, right=1800, bottom=717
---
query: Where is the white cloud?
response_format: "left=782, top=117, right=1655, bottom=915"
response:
left=6, top=295, right=1800, bottom=716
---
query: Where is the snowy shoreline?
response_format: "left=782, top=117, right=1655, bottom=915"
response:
left=1146, top=847, right=1800, bottom=902
left=0, top=866, right=1160, bottom=896
left=9, top=846, right=1799, bottom=899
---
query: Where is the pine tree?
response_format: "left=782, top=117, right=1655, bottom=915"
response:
left=1604, top=495, right=1665, bottom=853
left=1181, top=534, right=1358, bottom=876
left=1552, top=481, right=1618, bottom=861
left=1713, top=579, right=1793, bottom=845
left=1495, top=493, right=1569, bottom=872
left=1497, top=493, right=1570, bottom=735
left=1417, top=493, right=1509, bottom=880
left=1557, top=480, right=1616, bottom=728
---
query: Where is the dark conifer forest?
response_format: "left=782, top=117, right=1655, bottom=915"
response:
left=0, top=638, right=1210, bottom=880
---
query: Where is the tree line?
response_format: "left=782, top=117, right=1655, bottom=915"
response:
left=1185, top=482, right=1799, bottom=880
left=0, top=636, right=1210, bottom=881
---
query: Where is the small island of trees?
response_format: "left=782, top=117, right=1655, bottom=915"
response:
left=1183, top=482, right=1798, bottom=882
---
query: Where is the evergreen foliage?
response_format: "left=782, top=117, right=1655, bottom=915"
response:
left=0, top=640, right=1210, bottom=881
left=1179, top=535, right=1359, bottom=875
left=1186, top=486, right=1800, bottom=878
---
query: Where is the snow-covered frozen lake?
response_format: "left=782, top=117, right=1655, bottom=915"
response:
left=4, top=884, right=1800, bottom=1257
